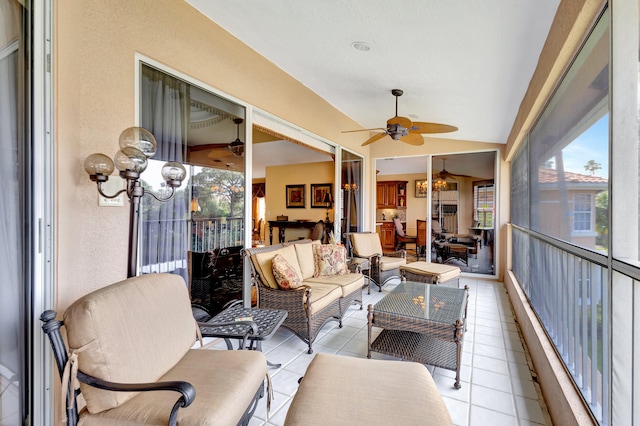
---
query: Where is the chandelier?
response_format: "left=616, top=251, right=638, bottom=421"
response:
left=433, top=179, right=448, bottom=192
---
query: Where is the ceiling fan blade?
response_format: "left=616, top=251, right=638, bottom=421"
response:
left=400, top=133, right=424, bottom=146
left=361, top=132, right=389, bottom=146
left=342, top=127, right=387, bottom=133
left=410, top=122, right=458, bottom=134
left=387, top=116, right=412, bottom=128
left=207, top=147, right=235, bottom=159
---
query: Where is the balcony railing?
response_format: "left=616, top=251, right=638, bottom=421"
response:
left=512, top=227, right=609, bottom=424
left=139, top=216, right=245, bottom=274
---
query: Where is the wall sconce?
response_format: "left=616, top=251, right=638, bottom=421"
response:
left=342, top=182, right=359, bottom=192
left=83, top=127, right=186, bottom=278
left=322, top=192, right=334, bottom=223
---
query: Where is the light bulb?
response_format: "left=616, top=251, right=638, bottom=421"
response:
left=114, top=147, right=148, bottom=173
left=161, top=161, right=186, bottom=184
left=83, top=153, right=114, bottom=176
left=118, top=127, right=157, bottom=158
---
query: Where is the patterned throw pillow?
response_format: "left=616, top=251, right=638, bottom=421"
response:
left=272, top=254, right=303, bottom=290
left=312, top=244, right=348, bottom=277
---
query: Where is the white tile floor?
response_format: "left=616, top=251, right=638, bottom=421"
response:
left=201, top=277, right=552, bottom=426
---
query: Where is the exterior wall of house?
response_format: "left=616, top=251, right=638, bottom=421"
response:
left=55, top=0, right=369, bottom=310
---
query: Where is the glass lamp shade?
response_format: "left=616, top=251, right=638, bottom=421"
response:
left=83, top=153, right=114, bottom=176
left=114, top=147, right=148, bottom=174
left=161, top=161, right=187, bottom=185
left=118, top=127, right=158, bottom=158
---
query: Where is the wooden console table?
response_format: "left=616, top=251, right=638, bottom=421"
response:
left=267, top=220, right=332, bottom=244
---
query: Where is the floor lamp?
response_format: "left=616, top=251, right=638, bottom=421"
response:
left=83, top=127, right=186, bottom=278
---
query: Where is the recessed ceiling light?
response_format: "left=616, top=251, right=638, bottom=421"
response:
left=351, top=41, right=371, bottom=52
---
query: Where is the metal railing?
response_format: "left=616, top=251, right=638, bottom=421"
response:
left=139, top=216, right=245, bottom=274
left=512, top=227, right=608, bottom=424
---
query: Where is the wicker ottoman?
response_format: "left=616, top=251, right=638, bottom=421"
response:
left=284, top=353, right=453, bottom=426
left=400, top=261, right=461, bottom=287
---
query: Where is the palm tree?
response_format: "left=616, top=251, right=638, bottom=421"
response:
left=584, top=160, right=602, bottom=175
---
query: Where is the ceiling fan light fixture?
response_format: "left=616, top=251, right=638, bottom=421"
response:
left=227, top=139, right=244, bottom=157
left=351, top=41, right=371, bottom=52
left=227, top=117, right=245, bottom=157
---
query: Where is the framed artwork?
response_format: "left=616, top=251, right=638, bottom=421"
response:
left=415, top=179, right=428, bottom=198
left=311, top=183, right=333, bottom=208
left=286, top=184, right=306, bottom=208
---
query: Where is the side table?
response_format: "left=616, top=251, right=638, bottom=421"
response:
left=199, top=303, right=288, bottom=368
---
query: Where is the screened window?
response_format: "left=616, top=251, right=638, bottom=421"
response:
left=529, top=8, right=609, bottom=253
left=474, top=184, right=494, bottom=228
left=573, top=193, right=592, bottom=231
left=510, top=9, right=610, bottom=424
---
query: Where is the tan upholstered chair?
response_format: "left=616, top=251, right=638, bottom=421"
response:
left=346, top=232, right=406, bottom=293
left=41, top=274, right=268, bottom=426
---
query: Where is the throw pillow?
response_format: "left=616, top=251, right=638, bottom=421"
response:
left=313, top=244, right=348, bottom=277
left=272, top=254, right=303, bottom=290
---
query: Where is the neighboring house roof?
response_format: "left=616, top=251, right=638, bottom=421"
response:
left=538, top=167, right=608, bottom=189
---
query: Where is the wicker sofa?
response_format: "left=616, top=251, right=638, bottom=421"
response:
left=345, top=232, right=406, bottom=293
left=244, top=239, right=364, bottom=354
left=41, top=273, right=268, bottom=426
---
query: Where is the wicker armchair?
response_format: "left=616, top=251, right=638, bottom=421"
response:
left=345, top=232, right=406, bottom=293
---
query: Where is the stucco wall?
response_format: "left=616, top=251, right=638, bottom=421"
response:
left=55, top=0, right=368, bottom=310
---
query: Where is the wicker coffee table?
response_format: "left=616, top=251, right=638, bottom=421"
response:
left=367, top=281, right=469, bottom=388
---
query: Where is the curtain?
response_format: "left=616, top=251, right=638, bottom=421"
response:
left=139, top=65, right=189, bottom=280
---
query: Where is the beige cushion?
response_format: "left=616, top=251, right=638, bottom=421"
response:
left=305, top=273, right=364, bottom=298
left=63, top=274, right=196, bottom=414
left=254, top=245, right=301, bottom=289
left=292, top=240, right=319, bottom=279
left=400, top=261, right=461, bottom=283
left=312, top=244, right=348, bottom=277
left=380, top=256, right=406, bottom=271
left=350, top=233, right=383, bottom=258
left=272, top=254, right=303, bottom=290
left=80, top=350, right=267, bottom=425
left=301, top=282, right=342, bottom=314
left=284, top=353, right=453, bottom=426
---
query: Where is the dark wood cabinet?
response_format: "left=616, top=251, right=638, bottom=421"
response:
left=377, top=221, right=406, bottom=251
left=376, top=180, right=407, bottom=209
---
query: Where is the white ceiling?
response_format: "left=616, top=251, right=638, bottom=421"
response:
left=187, top=0, right=560, bottom=145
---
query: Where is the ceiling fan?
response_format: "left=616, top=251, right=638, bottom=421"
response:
left=343, top=89, right=458, bottom=147
left=188, top=117, right=244, bottom=157
left=433, top=158, right=472, bottom=180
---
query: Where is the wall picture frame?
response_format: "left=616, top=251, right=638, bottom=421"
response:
left=286, top=184, right=306, bottom=208
left=415, top=179, right=428, bottom=198
left=311, top=183, right=333, bottom=208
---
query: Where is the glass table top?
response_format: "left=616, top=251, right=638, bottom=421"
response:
left=373, top=281, right=467, bottom=324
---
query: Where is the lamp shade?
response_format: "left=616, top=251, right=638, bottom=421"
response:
left=83, top=153, right=114, bottom=176
left=118, top=127, right=157, bottom=158
left=114, top=147, right=148, bottom=173
left=161, top=161, right=187, bottom=184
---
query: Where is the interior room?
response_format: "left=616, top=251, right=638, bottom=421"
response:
left=4, top=1, right=637, bottom=426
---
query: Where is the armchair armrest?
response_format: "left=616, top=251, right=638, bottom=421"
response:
left=77, top=370, right=195, bottom=426
left=256, top=284, right=311, bottom=310
left=382, top=249, right=406, bottom=259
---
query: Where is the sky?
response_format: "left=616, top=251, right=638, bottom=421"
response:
left=561, top=114, right=609, bottom=178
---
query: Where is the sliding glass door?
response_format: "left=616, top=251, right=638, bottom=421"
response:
left=0, top=0, right=27, bottom=422
left=140, top=62, right=247, bottom=315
